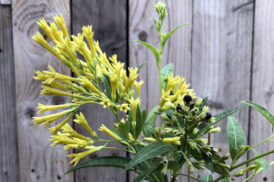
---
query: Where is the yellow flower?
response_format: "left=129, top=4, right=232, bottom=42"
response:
left=117, top=103, right=130, bottom=113
left=99, top=124, right=121, bottom=140
left=124, top=68, right=138, bottom=92
left=128, top=97, right=141, bottom=122
left=48, top=113, right=74, bottom=134
left=53, top=14, right=69, bottom=38
left=61, top=123, right=89, bottom=140
left=74, top=113, right=98, bottom=138
left=134, top=80, right=144, bottom=98
left=79, top=77, right=101, bottom=96
left=71, top=33, right=92, bottom=64
left=40, top=86, right=73, bottom=97
left=100, top=97, right=111, bottom=108
left=82, top=26, right=96, bottom=58
left=144, top=137, right=181, bottom=145
left=37, top=103, right=74, bottom=114
left=68, top=145, right=105, bottom=166
left=33, top=108, right=74, bottom=126
left=37, top=18, right=55, bottom=43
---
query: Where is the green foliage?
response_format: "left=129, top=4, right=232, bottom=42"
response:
left=143, top=106, right=159, bottom=137
left=102, top=74, right=112, bottom=100
left=242, top=100, right=274, bottom=126
left=136, top=40, right=160, bottom=67
left=66, top=156, right=130, bottom=174
left=201, top=175, right=213, bottom=182
left=125, top=142, right=176, bottom=170
left=227, top=117, right=247, bottom=160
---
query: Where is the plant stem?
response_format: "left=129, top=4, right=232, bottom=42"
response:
left=230, top=150, right=274, bottom=171
left=143, top=161, right=161, bottom=182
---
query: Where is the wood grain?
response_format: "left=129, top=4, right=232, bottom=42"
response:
left=0, top=5, right=19, bottom=182
left=249, top=0, right=274, bottom=181
left=0, top=0, right=11, bottom=5
left=72, top=0, right=127, bottom=181
left=12, top=0, right=73, bottom=181
left=129, top=0, right=192, bottom=181
left=191, top=0, right=253, bottom=181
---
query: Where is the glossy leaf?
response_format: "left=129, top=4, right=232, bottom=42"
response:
left=160, top=63, right=174, bottom=89
left=201, top=174, right=213, bottom=182
left=136, top=40, right=159, bottom=64
left=102, top=74, right=112, bottom=100
left=66, top=156, right=130, bottom=174
left=125, top=142, right=176, bottom=170
left=227, top=117, right=246, bottom=160
left=133, top=162, right=161, bottom=182
left=161, top=24, right=188, bottom=48
left=144, top=106, right=159, bottom=137
left=242, top=100, right=274, bottom=126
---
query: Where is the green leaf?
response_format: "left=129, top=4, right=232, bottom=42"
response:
left=253, top=149, right=270, bottom=173
left=201, top=174, right=213, bottom=182
left=135, top=105, right=143, bottom=138
left=118, top=120, right=130, bottom=139
left=66, top=156, right=130, bottom=174
left=227, top=117, right=247, bottom=160
left=160, top=63, right=174, bottom=89
left=125, top=142, right=176, bottom=170
left=137, top=62, right=148, bottom=73
left=242, top=100, right=274, bottom=126
left=196, top=105, right=247, bottom=138
left=136, top=40, right=159, bottom=64
left=161, top=24, right=188, bottom=48
left=144, top=106, right=159, bottom=137
left=199, top=96, right=209, bottom=112
left=102, top=74, right=112, bottom=100
left=222, top=177, right=232, bottom=182
left=133, top=162, right=161, bottom=182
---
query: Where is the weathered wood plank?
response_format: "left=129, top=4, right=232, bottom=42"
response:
left=0, top=5, right=19, bottom=182
left=129, top=0, right=192, bottom=181
left=249, top=0, right=274, bottom=181
left=191, top=0, right=253, bottom=181
left=12, top=0, right=73, bottom=181
left=72, top=0, right=127, bottom=181
left=0, top=0, right=11, bottom=5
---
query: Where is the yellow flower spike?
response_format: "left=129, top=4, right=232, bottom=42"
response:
left=33, top=108, right=75, bottom=126
left=68, top=145, right=105, bottom=166
left=48, top=113, right=74, bottom=134
left=47, top=65, right=78, bottom=83
left=62, top=123, right=89, bottom=140
left=79, top=77, right=101, bottom=96
left=37, top=103, right=74, bottom=114
left=124, top=68, right=139, bottom=92
left=71, top=33, right=92, bottom=64
left=50, top=22, right=63, bottom=42
left=53, top=14, right=69, bottom=38
left=99, top=124, right=121, bottom=140
left=82, top=26, right=96, bottom=58
left=128, top=97, right=141, bottom=127
left=40, top=86, right=73, bottom=97
left=37, top=18, right=56, bottom=43
left=134, top=80, right=144, bottom=98
left=74, top=113, right=98, bottom=138
left=100, top=97, right=111, bottom=108
left=117, top=103, right=130, bottom=113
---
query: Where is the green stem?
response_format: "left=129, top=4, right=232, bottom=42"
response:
left=249, top=134, right=274, bottom=150
left=176, top=174, right=201, bottom=182
left=143, top=161, right=161, bottom=182
left=230, top=150, right=274, bottom=171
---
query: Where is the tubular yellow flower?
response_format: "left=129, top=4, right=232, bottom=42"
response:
left=68, top=145, right=105, bottom=166
left=117, top=103, right=130, bottom=113
left=62, top=123, right=90, bottom=140
left=74, top=113, right=98, bottom=138
left=134, top=80, right=144, bottom=98
left=99, top=124, right=121, bottom=140
left=128, top=97, right=141, bottom=123
left=50, top=132, right=75, bottom=146
left=100, top=97, right=111, bottom=108
left=50, top=22, right=63, bottom=42
left=82, top=26, right=96, bottom=58
left=71, top=33, right=92, bottom=64
left=48, top=113, right=74, bottom=134
left=79, top=77, right=101, bottom=95
left=37, top=103, right=74, bottom=114
left=37, top=18, right=56, bottom=43
left=162, top=137, right=181, bottom=145
left=110, top=74, right=118, bottom=100
left=33, top=108, right=75, bottom=126
left=124, top=68, right=138, bottom=92
left=53, top=14, right=69, bottom=38
left=40, top=86, right=73, bottom=97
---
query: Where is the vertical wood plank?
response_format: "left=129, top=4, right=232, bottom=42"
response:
left=191, top=0, right=253, bottom=181
left=250, top=0, right=274, bottom=181
left=72, top=0, right=127, bottom=181
left=0, top=5, right=19, bottom=182
left=12, top=0, right=73, bottom=181
left=129, top=0, right=192, bottom=181
left=0, top=0, right=11, bottom=5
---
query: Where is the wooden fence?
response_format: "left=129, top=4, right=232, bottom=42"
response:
left=0, top=0, right=273, bottom=181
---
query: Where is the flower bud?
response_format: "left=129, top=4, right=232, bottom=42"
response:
left=155, top=2, right=167, bottom=22
left=195, top=98, right=203, bottom=107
